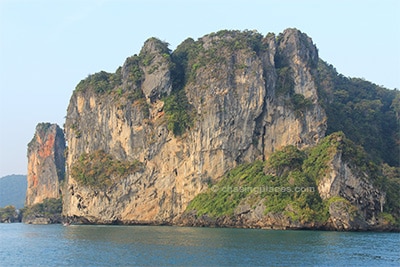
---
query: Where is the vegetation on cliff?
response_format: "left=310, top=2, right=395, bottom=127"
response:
left=172, top=30, right=266, bottom=82
left=70, top=150, right=143, bottom=190
left=187, top=155, right=326, bottom=223
left=186, top=132, right=400, bottom=226
left=75, top=70, right=122, bottom=94
left=163, top=90, right=194, bottom=136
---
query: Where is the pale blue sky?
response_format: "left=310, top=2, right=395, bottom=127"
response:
left=0, top=0, right=399, bottom=177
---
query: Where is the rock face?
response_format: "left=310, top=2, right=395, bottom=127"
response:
left=139, top=38, right=172, bottom=102
left=26, top=123, right=65, bottom=206
left=319, top=150, right=386, bottom=230
left=178, top=132, right=394, bottom=231
left=262, top=30, right=326, bottom=156
left=63, top=29, right=328, bottom=224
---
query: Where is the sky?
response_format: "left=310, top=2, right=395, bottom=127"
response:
left=0, top=0, right=399, bottom=177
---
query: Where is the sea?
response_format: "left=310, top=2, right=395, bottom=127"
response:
left=0, top=224, right=399, bottom=266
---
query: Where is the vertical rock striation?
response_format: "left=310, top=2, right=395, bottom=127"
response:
left=262, top=29, right=326, bottom=156
left=26, top=123, right=65, bottom=206
left=63, top=29, right=329, bottom=224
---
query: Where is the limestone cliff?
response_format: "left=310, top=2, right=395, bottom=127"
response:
left=63, top=28, right=327, bottom=224
left=26, top=123, right=65, bottom=206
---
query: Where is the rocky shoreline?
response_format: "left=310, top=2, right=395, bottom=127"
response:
left=3, top=210, right=397, bottom=232
left=59, top=214, right=399, bottom=232
left=175, top=212, right=400, bottom=232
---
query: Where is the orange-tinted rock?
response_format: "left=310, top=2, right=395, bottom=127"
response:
left=26, top=123, right=65, bottom=206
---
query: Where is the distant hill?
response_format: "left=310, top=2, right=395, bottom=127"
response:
left=0, top=175, right=27, bottom=209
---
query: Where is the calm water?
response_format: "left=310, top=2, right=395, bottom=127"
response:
left=0, top=224, right=399, bottom=266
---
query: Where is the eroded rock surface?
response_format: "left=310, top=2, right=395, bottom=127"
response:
left=26, top=123, right=65, bottom=206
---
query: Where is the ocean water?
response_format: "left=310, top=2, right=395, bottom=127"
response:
left=0, top=224, right=399, bottom=266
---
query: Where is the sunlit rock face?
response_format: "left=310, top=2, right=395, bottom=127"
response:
left=26, top=123, right=65, bottom=206
left=63, top=29, right=327, bottom=224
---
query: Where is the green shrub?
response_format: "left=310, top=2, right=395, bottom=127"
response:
left=302, top=132, right=343, bottom=182
left=378, top=212, right=396, bottom=225
left=164, top=90, right=194, bottom=136
left=265, top=145, right=305, bottom=175
left=186, top=161, right=268, bottom=217
left=71, top=150, right=143, bottom=190
left=22, top=198, right=62, bottom=217
left=76, top=71, right=121, bottom=94
left=291, top=94, right=313, bottom=115
left=186, top=151, right=324, bottom=223
left=0, top=205, right=19, bottom=222
left=124, top=55, right=144, bottom=87
left=276, top=67, right=294, bottom=96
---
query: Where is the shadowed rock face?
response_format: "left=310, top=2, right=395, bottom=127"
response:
left=62, top=28, right=329, bottom=224
left=26, top=123, right=65, bottom=206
